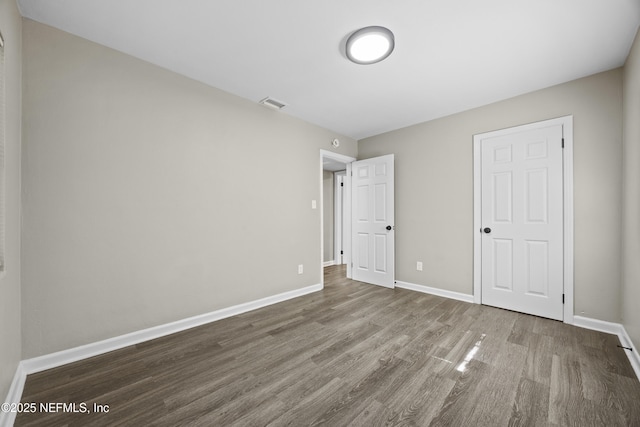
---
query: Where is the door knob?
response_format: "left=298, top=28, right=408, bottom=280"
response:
left=386, top=225, right=393, bottom=231
left=483, top=227, right=491, bottom=233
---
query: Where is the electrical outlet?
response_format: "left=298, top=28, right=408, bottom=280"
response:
left=416, top=261, right=423, bottom=271
left=311, top=200, right=317, bottom=209
left=298, top=264, right=304, bottom=274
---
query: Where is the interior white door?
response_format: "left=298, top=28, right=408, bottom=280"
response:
left=352, top=154, right=395, bottom=288
left=480, top=124, right=564, bottom=320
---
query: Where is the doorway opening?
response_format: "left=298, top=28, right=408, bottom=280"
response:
left=320, top=150, right=355, bottom=287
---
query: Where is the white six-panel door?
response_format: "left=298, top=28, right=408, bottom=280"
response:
left=480, top=124, right=564, bottom=320
left=352, top=155, right=395, bottom=288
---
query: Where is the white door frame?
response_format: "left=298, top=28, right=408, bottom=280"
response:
left=473, top=116, right=574, bottom=324
left=334, top=171, right=347, bottom=265
left=320, top=150, right=356, bottom=286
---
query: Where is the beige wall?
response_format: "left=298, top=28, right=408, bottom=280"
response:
left=11, top=8, right=636, bottom=369
left=21, top=19, right=356, bottom=358
left=359, top=69, right=623, bottom=323
left=622, top=29, right=640, bottom=349
left=323, top=170, right=334, bottom=262
left=0, top=0, right=22, bottom=402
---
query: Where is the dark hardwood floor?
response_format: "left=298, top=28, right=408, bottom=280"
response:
left=16, top=265, right=640, bottom=426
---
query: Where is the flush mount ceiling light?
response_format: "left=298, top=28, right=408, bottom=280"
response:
left=346, top=26, right=395, bottom=65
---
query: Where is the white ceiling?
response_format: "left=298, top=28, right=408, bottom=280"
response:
left=17, top=0, right=640, bottom=140
left=322, top=157, right=348, bottom=172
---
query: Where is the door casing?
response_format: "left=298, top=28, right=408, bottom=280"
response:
left=473, top=116, right=574, bottom=324
left=334, top=171, right=347, bottom=265
left=320, top=150, right=356, bottom=286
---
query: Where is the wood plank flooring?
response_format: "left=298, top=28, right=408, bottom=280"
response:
left=16, top=265, right=640, bottom=426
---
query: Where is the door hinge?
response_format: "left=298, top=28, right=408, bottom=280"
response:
left=562, top=294, right=565, bottom=304
left=340, top=250, right=344, bottom=255
left=562, top=138, right=565, bottom=148
left=341, top=182, right=344, bottom=187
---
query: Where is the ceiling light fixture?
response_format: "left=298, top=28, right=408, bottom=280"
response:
left=346, top=26, right=394, bottom=65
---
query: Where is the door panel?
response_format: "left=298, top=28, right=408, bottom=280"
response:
left=493, top=238, right=513, bottom=291
left=356, top=233, right=369, bottom=269
left=352, top=154, right=394, bottom=288
left=492, top=172, right=512, bottom=223
left=481, top=124, right=563, bottom=320
left=525, top=168, right=548, bottom=223
left=526, top=240, right=548, bottom=296
left=357, top=185, right=368, bottom=221
left=374, top=233, right=387, bottom=272
left=374, top=184, right=386, bottom=221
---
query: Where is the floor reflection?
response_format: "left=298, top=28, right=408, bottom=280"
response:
left=456, top=333, right=487, bottom=372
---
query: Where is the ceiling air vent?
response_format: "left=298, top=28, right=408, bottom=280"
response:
left=259, top=97, right=287, bottom=110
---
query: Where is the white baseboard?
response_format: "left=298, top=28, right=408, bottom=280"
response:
left=618, top=327, right=640, bottom=381
left=395, top=280, right=474, bottom=304
left=323, top=260, right=336, bottom=267
left=21, top=283, right=322, bottom=375
left=0, top=364, right=26, bottom=427
left=573, top=315, right=640, bottom=381
left=573, top=315, right=622, bottom=335
left=4, top=285, right=637, bottom=427
left=2, top=284, right=322, bottom=425
left=0, top=282, right=322, bottom=426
